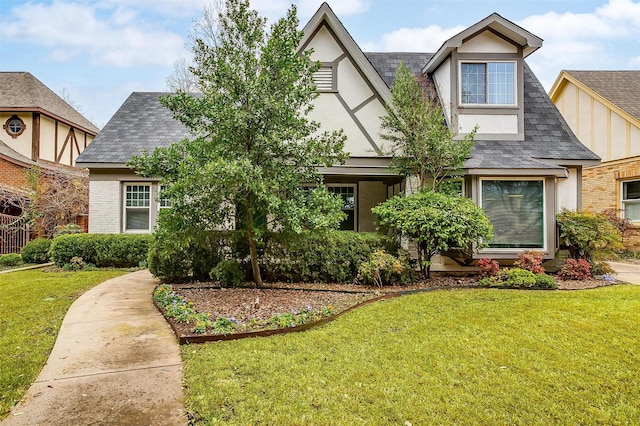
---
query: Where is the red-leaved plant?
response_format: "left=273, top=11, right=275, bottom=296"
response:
left=514, top=250, right=545, bottom=274
left=558, top=258, right=592, bottom=281
left=477, top=257, right=499, bottom=277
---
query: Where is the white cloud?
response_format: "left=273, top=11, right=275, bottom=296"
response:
left=370, top=24, right=466, bottom=52
left=0, top=1, right=186, bottom=67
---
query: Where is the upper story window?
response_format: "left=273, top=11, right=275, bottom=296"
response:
left=313, top=64, right=335, bottom=92
left=3, top=115, right=26, bottom=138
left=461, top=61, right=516, bottom=105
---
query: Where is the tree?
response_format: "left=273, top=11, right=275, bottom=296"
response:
left=381, top=62, right=476, bottom=192
left=165, top=1, right=222, bottom=92
left=130, top=0, right=347, bottom=286
left=372, top=191, right=493, bottom=278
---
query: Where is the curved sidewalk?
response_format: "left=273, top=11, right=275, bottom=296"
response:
left=609, top=261, right=640, bottom=285
left=2, top=270, right=185, bottom=426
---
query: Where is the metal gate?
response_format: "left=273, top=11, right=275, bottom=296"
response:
left=0, top=214, right=30, bottom=254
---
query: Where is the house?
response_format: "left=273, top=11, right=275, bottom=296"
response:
left=76, top=3, right=599, bottom=270
left=550, top=71, right=640, bottom=250
left=0, top=72, right=99, bottom=251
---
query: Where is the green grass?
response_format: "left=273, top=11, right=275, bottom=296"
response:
left=0, top=268, right=127, bottom=418
left=183, top=286, right=640, bottom=425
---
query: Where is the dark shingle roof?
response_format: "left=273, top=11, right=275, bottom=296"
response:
left=0, top=72, right=99, bottom=134
left=80, top=56, right=599, bottom=169
left=364, top=52, right=433, bottom=88
left=564, top=70, right=640, bottom=121
left=365, top=54, right=599, bottom=169
left=76, top=92, right=191, bottom=165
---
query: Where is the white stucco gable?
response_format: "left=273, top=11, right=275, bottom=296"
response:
left=299, top=2, right=392, bottom=157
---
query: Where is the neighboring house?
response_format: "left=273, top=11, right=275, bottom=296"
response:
left=550, top=71, right=640, bottom=250
left=0, top=72, right=98, bottom=252
left=76, top=3, right=599, bottom=270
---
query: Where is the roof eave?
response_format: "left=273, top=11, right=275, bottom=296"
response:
left=423, top=12, right=542, bottom=74
left=300, top=2, right=392, bottom=104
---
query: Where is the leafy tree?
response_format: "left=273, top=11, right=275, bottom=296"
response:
left=130, top=0, right=347, bottom=286
left=372, top=191, right=493, bottom=278
left=381, top=62, right=476, bottom=192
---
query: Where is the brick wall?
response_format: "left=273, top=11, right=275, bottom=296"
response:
left=88, top=180, right=121, bottom=233
left=0, top=158, right=29, bottom=189
left=582, top=158, right=640, bottom=251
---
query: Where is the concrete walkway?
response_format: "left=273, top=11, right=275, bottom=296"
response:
left=609, top=261, right=640, bottom=285
left=2, top=270, right=186, bottom=426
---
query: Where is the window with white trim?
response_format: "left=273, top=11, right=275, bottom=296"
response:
left=481, top=179, right=544, bottom=249
left=461, top=61, right=516, bottom=105
left=622, top=180, right=640, bottom=221
left=159, top=185, right=171, bottom=209
left=124, top=184, right=151, bottom=231
left=313, top=64, right=335, bottom=92
left=327, top=185, right=356, bottom=231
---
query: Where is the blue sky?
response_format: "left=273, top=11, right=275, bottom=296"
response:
left=1, top=0, right=639, bottom=128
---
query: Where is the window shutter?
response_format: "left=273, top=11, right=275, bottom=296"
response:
left=313, top=65, right=334, bottom=91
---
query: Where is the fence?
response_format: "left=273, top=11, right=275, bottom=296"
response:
left=0, top=213, right=30, bottom=254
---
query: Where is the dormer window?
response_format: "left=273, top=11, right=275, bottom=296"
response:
left=460, top=61, right=516, bottom=105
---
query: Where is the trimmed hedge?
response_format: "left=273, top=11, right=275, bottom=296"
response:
left=50, top=234, right=152, bottom=268
left=148, top=229, right=397, bottom=284
left=20, top=238, right=52, bottom=264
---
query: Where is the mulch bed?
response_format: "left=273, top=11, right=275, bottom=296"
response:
left=163, top=273, right=617, bottom=342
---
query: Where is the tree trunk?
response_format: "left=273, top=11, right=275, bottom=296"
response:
left=246, top=205, right=263, bottom=287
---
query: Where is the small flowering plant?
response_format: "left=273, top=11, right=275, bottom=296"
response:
left=153, top=285, right=336, bottom=335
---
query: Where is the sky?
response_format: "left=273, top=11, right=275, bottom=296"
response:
left=1, top=0, right=639, bottom=128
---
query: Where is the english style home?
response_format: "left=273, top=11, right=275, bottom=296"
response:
left=76, top=3, right=599, bottom=270
left=550, top=70, right=640, bottom=250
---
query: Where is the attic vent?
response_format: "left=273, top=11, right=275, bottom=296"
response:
left=313, top=65, right=334, bottom=91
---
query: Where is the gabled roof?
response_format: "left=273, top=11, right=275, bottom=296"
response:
left=364, top=53, right=433, bottom=88
left=75, top=92, right=190, bottom=167
left=424, top=13, right=542, bottom=73
left=550, top=70, right=640, bottom=125
left=300, top=2, right=392, bottom=104
left=0, top=72, right=99, bottom=134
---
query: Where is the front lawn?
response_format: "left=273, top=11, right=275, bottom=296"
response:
left=183, top=285, right=640, bottom=424
left=0, top=269, right=127, bottom=418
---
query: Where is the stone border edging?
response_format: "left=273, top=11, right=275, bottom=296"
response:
left=155, top=284, right=479, bottom=345
left=0, top=262, right=54, bottom=274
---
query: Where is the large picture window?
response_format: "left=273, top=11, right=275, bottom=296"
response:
left=327, top=185, right=356, bottom=231
left=124, top=184, right=151, bottom=231
left=461, top=62, right=516, bottom=105
left=622, top=180, right=640, bottom=221
left=481, top=179, right=544, bottom=249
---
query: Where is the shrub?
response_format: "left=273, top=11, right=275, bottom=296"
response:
left=477, top=257, right=499, bottom=278
left=53, top=223, right=83, bottom=238
left=534, top=273, right=558, bottom=289
left=356, top=250, right=412, bottom=287
left=0, top=253, right=23, bottom=267
left=372, top=191, right=492, bottom=278
left=557, top=209, right=623, bottom=262
left=514, top=250, right=545, bottom=274
left=478, top=268, right=557, bottom=289
left=558, top=258, right=592, bottom=281
left=63, top=256, right=86, bottom=271
left=50, top=234, right=152, bottom=268
left=262, top=231, right=397, bottom=284
left=211, top=260, right=245, bottom=288
left=21, top=238, right=52, bottom=263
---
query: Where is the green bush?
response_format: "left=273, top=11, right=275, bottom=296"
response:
left=0, top=253, right=23, bottom=267
left=557, top=209, right=623, bottom=263
left=20, top=239, right=52, bottom=264
left=50, top=234, right=152, bottom=268
left=478, top=268, right=557, bottom=290
left=210, top=260, right=245, bottom=288
left=356, top=250, right=412, bottom=287
left=262, top=231, right=397, bottom=283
